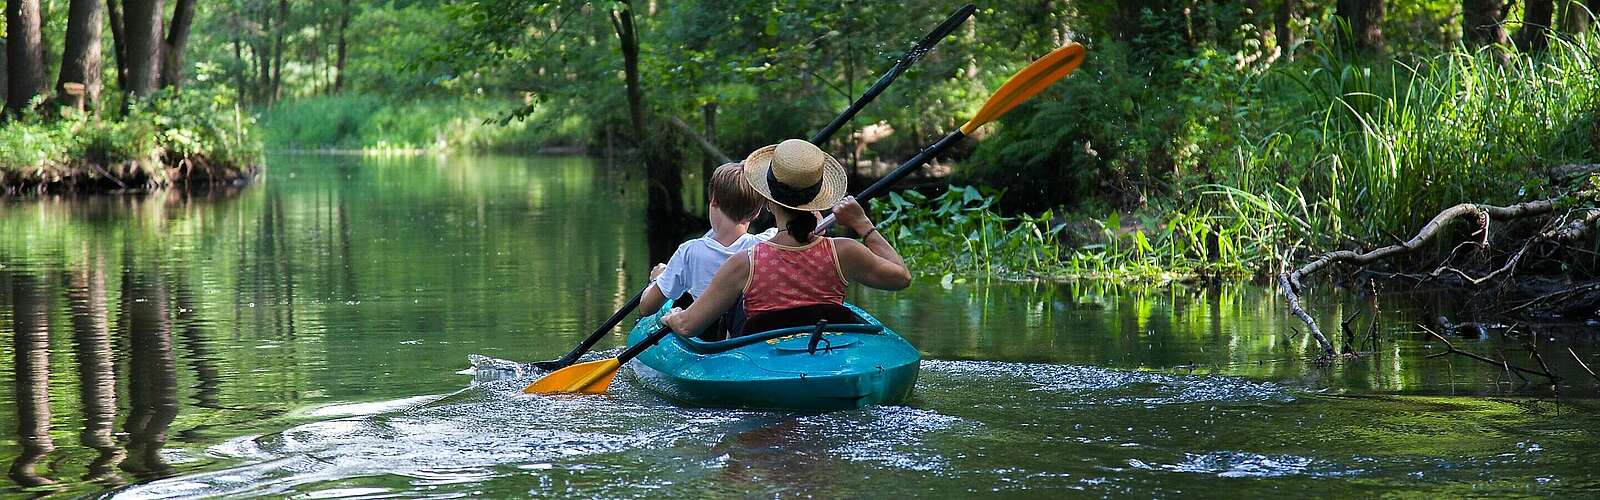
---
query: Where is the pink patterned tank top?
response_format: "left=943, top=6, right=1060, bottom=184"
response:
left=744, top=238, right=848, bottom=315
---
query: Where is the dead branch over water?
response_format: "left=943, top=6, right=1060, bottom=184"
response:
left=1278, top=164, right=1600, bottom=362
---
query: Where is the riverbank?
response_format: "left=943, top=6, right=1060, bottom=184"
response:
left=0, top=91, right=262, bottom=195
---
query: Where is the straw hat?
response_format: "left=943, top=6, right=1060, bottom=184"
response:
left=743, top=139, right=849, bottom=211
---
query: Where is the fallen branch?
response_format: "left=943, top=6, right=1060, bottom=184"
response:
left=1280, top=200, right=1558, bottom=358
left=666, top=117, right=733, bottom=164
left=1570, top=347, right=1600, bottom=383
left=1421, top=325, right=1559, bottom=382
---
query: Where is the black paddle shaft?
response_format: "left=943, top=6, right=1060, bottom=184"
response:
left=816, top=130, right=967, bottom=233
left=618, top=327, right=674, bottom=364
left=809, top=4, right=976, bottom=144
left=532, top=5, right=976, bottom=370
left=532, top=289, right=644, bottom=370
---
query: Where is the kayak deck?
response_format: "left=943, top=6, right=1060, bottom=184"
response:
left=626, top=303, right=920, bottom=411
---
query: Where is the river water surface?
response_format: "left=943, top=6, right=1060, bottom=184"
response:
left=1, top=154, right=1597, bottom=497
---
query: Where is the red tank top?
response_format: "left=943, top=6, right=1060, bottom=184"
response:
left=744, top=238, right=848, bottom=315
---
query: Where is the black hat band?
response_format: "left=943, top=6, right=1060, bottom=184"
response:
left=767, top=167, right=823, bottom=207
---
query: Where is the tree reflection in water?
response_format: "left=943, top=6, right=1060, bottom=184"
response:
left=8, top=274, right=57, bottom=488
left=119, top=267, right=180, bottom=480
left=64, top=253, right=126, bottom=485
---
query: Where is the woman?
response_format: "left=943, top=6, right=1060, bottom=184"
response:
left=661, top=139, right=911, bottom=337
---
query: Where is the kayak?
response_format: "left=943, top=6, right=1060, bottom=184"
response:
left=625, top=302, right=921, bottom=411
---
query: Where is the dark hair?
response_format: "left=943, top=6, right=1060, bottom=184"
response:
left=709, top=163, right=763, bottom=222
left=774, top=203, right=817, bottom=243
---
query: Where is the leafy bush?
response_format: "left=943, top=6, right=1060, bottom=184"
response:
left=258, top=95, right=586, bottom=152
left=955, top=29, right=1600, bottom=278
left=1, top=88, right=259, bottom=181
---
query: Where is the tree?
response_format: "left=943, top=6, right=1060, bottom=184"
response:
left=107, top=0, right=130, bottom=92
left=1276, top=0, right=1299, bottom=61
left=58, top=0, right=105, bottom=108
left=1335, top=0, right=1384, bottom=53
left=123, top=0, right=166, bottom=98
left=1463, top=0, right=1510, bottom=47
left=1516, top=0, right=1556, bottom=51
left=611, top=0, right=690, bottom=261
left=1560, top=0, right=1594, bottom=33
left=160, top=0, right=197, bottom=89
left=5, top=0, right=47, bottom=116
left=271, top=0, right=288, bottom=101
left=334, top=0, right=351, bottom=92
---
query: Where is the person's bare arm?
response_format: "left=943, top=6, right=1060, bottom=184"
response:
left=835, top=237, right=911, bottom=290
left=639, top=283, right=667, bottom=316
left=637, top=263, right=670, bottom=316
left=831, top=196, right=911, bottom=290
left=661, top=251, right=751, bottom=335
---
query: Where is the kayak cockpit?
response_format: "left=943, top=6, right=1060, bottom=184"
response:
left=674, top=322, right=885, bottom=355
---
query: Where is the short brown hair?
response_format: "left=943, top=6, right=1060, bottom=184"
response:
left=710, top=162, right=763, bottom=222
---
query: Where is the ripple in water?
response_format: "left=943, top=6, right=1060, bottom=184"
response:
left=116, top=358, right=1318, bottom=497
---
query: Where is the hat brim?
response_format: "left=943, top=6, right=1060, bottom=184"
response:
left=743, top=144, right=849, bottom=212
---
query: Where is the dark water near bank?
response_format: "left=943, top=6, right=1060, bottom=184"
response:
left=0, top=154, right=1596, bottom=497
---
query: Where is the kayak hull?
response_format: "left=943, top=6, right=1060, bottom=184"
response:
left=626, top=303, right=920, bottom=411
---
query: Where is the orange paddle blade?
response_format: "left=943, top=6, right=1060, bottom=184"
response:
left=522, top=358, right=621, bottom=394
left=960, top=43, right=1086, bottom=135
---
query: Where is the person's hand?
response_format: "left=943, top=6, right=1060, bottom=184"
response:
left=649, top=263, right=668, bottom=280
left=660, top=307, right=689, bottom=335
left=832, top=196, right=874, bottom=235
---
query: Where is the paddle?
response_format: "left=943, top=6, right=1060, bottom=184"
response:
left=525, top=42, right=1088, bottom=395
left=528, top=4, right=978, bottom=372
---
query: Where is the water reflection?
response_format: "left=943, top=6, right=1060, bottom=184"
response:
left=120, top=267, right=180, bottom=480
left=0, top=154, right=1596, bottom=497
left=64, top=254, right=125, bottom=485
left=8, top=274, right=57, bottom=488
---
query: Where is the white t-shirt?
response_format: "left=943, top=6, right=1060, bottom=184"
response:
left=656, top=228, right=779, bottom=300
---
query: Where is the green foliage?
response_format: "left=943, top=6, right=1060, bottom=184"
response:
left=258, top=95, right=585, bottom=152
left=957, top=23, right=1600, bottom=279
left=1, top=88, right=260, bottom=180
left=872, top=185, right=1066, bottom=279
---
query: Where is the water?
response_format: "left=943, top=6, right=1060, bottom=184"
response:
left=1, top=154, right=1597, bottom=497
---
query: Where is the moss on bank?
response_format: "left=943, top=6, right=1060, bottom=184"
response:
left=0, top=90, right=262, bottom=194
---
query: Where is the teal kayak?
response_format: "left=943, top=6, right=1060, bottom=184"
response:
left=625, top=302, right=921, bottom=411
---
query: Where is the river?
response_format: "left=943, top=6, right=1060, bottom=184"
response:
left=0, top=154, right=1596, bottom=497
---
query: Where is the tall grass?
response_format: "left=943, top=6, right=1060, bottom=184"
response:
left=1240, top=35, right=1600, bottom=242
left=892, top=34, right=1600, bottom=281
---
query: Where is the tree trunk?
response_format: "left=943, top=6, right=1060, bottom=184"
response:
left=5, top=0, right=47, bottom=116
left=1463, top=0, right=1510, bottom=46
left=1335, top=0, right=1384, bottom=53
left=334, top=0, right=350, bottom=92
left=107, top=0, right=129, bottom=94
left=1517, top=0, right=1556, bottom=51
left=271, top=0, right=287, bottom=102
left=159, top=0, right=196, bottom=89
left=58, top=0, right=105, bottom=108
left=612, top=0, right=687, bottom=264
left=122, top=0, right=164, bottom=98
left=701, top=102, right=717, bottom=191
left=1561, top=0, right=1594, bottom=33
left=1275, top=0, right=1298, bottom=61
left=232, top=13, right=245, bottom=104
